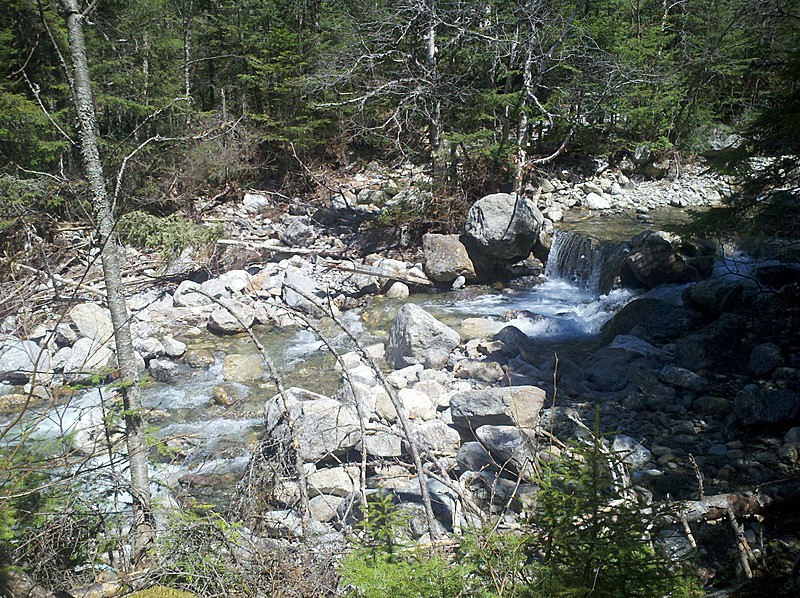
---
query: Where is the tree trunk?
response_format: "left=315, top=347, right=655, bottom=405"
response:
left=59, top=0, right=154, bottom=567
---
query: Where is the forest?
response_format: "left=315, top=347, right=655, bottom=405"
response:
left=1, top=0, right=799, bottom=596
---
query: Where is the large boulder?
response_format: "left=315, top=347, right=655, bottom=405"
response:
left=61, top=338, right=115, bottom=381
left=463, top=193, right=542, bottom=276
left=735, top=387, right=800, bottom=427
left=386, top=304, right=460, bottom=370
left=682, top=278, right=759, bottom=316
left=0, top=339, right=51, bottom=384
left=422, top=233, right=476, bottom=284
left=620, top=231, right=696, bottom=288
left=265, top=388, right=360, bottom=462
left=450, top=386, right=545, bottom=429
left=207, top=299, right=256, bottom=335
left=69, top=303, right=114, bottom=345
left=601, top=298, right=706, bottom=344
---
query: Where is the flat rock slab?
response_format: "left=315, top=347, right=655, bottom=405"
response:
left=450, top=385, right=545, bottom=429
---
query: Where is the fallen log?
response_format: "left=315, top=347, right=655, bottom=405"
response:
left=679, top=477, right=800, bottom=523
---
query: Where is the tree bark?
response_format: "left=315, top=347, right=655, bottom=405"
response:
left=59, top=0, right=154, bottom=566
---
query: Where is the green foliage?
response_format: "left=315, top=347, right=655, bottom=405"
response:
left=340, top=491, right=473, bottom=597
left=117, top=211, right=222, bottom=257
left=127, top=587, right=198, bottom=598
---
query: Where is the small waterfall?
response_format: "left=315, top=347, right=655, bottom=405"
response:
left=545, top=230, right=604, bottom=291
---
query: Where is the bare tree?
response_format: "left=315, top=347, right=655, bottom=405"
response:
left=58, top=0, right=154, bottom=566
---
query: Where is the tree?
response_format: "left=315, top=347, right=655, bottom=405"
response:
left=58, top=0, right=154, bottom=566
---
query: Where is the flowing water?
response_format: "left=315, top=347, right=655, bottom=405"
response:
left=3, top=211, right=677, bottom=507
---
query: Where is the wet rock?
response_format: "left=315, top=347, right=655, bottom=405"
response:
left=422, top=233, right=476, bottom=284
left=601, top=298, right=705, bottom=344
left=450, top=386, right=545, bottom=429
left=213, top=383, right=248, bottom=406
left=222, top=353, right=263, bottom=382
left=183, top=348, right=215, bottom=368
left=493, top=326, right=537, bottom=362
left=620, top=231, right=696, bottom=289
left=148, top=358, right=182, bottom=383
left=386, top=304, right=460, bottom=370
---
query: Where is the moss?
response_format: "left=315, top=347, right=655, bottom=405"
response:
left=126, top=586, right=198, bottom=598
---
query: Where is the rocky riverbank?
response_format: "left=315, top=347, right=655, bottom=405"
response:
left=1, top=162, right=798, bottom=589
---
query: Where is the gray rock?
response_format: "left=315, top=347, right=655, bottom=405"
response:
left=386, top=304, right=460, bottom=370
left=748, top=342, right=783, bottom=378
left=148, top=358, right=182, bottom=383
left=682, top=278, right=758, bottom=316
left=463, top=193, right=542, bottom=274
left=362, top=429, right=403, bottom=457
left=162, top=336, right=186, bottom=358
left=0, top=340, right=51, bottom=384
left=457, top=441, right=498, bottom=474
left=601, top=298, right=705, bottom=344
left=450, top=386, right=545, bottom=429
left=309, top=495, right=345, bottom=523
left=620, top=231, right=695, bottom=289
left=69, top=303, right=114, bottom=344
left=283, top=269, right=327, bottom=315
left=612, top=435, right=652, bottom=470
left=281, top=217, right=317, bottom=247
left=133, top=337, right=165, bottom=360
left=384, top=281, right=409, bottom=299
left=62, top=338, right=114, bottom=380
left=407, top=420, right=461, bottom=455
left=475, top=425, right=535, bottom=474
left=397, top=387, right=436, bottom=420
left=584, top=192, right=611, bottom=210
left=453, top=359, right=505, bottom=383
left=242, top=192, right=271, bottom=214
left=659, top=366, right=709, bottom=393
left=173, top=280, right=211, bottom=307
left=307, top=467, right=355, bottom=497
left=207, top=299, right=256, bottom=335
left=422, top=233, right=476, bottom=283
left=735, top=386, right=800, bottom=426
left=265, top=388, right=360, bottom=462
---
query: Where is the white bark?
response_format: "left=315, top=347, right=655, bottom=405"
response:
left=59, top=0, right=154, bottom=566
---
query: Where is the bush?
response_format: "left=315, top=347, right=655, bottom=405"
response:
left=117, top=211, right=223, bottom=258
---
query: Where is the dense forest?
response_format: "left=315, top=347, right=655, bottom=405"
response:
left=1, top=1, right=800, bottom=597
left=2, top=0, right=798, bottom=221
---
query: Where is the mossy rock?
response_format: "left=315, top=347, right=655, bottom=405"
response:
left=126, top=587, right=198, bottom=598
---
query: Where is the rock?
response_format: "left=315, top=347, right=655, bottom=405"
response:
left=384, top=281, right=410, bottom=299
left=682, top=278, right=758, bottom=316
left=584, top=192, right=611, bottom=210
left=422, top=233, right=476, bottom=284
left=207, top=299, right=256, bottom=334
left=612, top=435, right=652, bottom=470
left=407, top=420, right=461, bottom=455
left=601, top=298, right=706, bottom=344
left=453, top=359, right=505, bottom=383
left=735, top=386, right=800, bottom=427
left=362, top=428, right=403, bottom=457
left=183, top=348, right=215, bottom=368
left=281, top=216, right=317, bottom=247
left=265, top=388, right=360, bottom=462
left=242, top=192, right=271, bottom=214
left=173, top=280, right=211, bottom=307
left=216, top=270, right=252, bottom=294
left=307, top=467, right=355, bottom=497
left=493, top=326, right=537, bottom=362
left=692, top=395, right=732, bottom=416
left=69, top=303, right=114, bottom=344
left=450, top=386, right=545, bottom=429
left=748, top=342, right=784, bottom=378
left=658, top=366, right=709, bottom=393
left=475, top=425, right=535, bottom=474
left=309, top=495, right=346, bottom=523
left=222, top=354, right=263, bottom=382
left=147, top=358, right=182, bottom=383
left=133, top=337, right=164, bottom=360
left=463, top=193, right=542, bottom=275
left=675, top=317, right=741, bottom=372
left=386, top=304, right=461, bottom=370
left=62, top=338, right=114, bottom=380
left=162, top=336, right=186, bottom=358
left=283, top=269, right=327, bottom=315
left=397, top=387, right=436, bottom=420
left=620, top=231, right=696, bottom=288
left=457, top=441, right=498, bottom=474
left=0, top=340, right=51, bottom=384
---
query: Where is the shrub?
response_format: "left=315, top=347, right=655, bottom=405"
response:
left=116, top=211, right=222, bottom=258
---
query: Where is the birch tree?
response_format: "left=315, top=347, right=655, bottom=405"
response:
left=59, top=0, right=154, bottom=566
